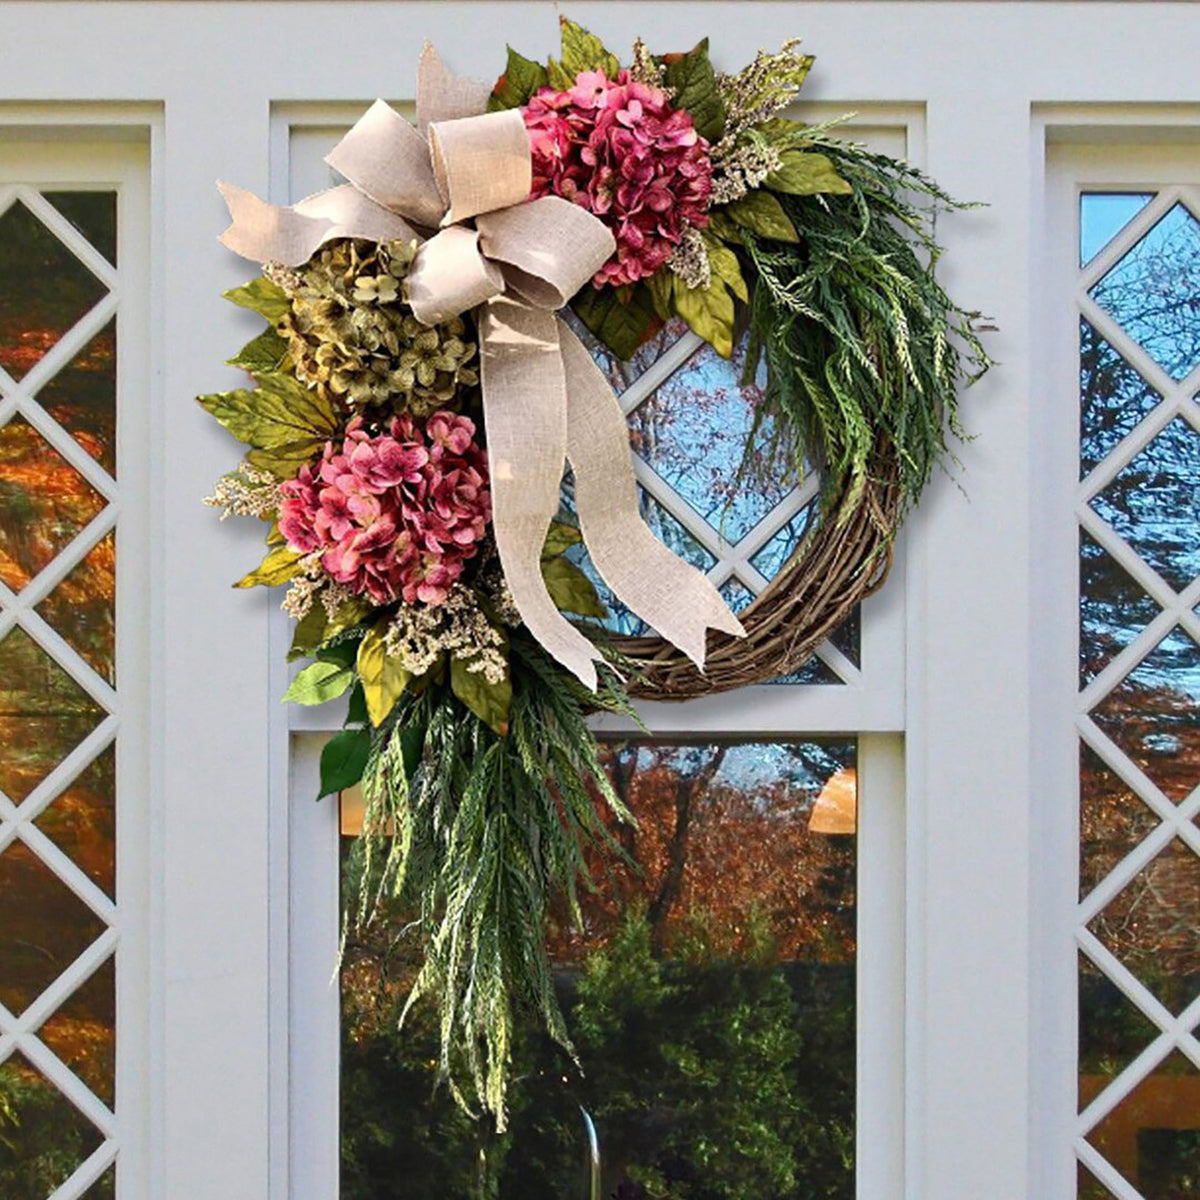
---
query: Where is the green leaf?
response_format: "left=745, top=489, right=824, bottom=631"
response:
left=672, top=273, right=735, bottom=359
left=198, top=370, right=337, bottom=456
left=245, top=440, right=322, bottom=480
left=541, top=555, right=608, bottom=618
left=764, top=150, right=852, bottom=196
left=705, top=210, right=744, bottom=245
left=224, top=276, right=290, bottom=322
left=702, top=231, right=749, bottom=302
left=283, top=660, right=354, bottom=706
left=552, top=16, right=621, bottom=82
left=660, top=38, right=725, bottom=143
left=542, top=520, right=582, bottom=558
left=318, top=727, right=371, bottom=799
left=235, top=544, right=304, bottom=589
left=399, top=720, right=426, bottom=778
left=488, top=46, right=549, bottom=111
left=288, top=605, right=329, bottom=659
left=346, top=681, right=367, bottom=725
left=316, top=638, right=362, bottom=670
left=356, top=622, right=410, bottom=727
left=570, top=283, right=658, bottom=361
left=450, top=655, right=512, bottom=736
left=723, top=191, right=799, bottom=242
left=646, top=269, right=675, bottom=321
left=227, top=327, right=288, bottom=375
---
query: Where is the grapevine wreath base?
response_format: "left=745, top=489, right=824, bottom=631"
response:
left=200, top=18, right=987, bottom=1126
left=617, top=455, right=901, bottom=699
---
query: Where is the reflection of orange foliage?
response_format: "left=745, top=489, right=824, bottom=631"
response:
left=0, top=328, right=60, bottom=376
left=548, top=743, right=856, bottom=967
left=37, top=1012, right=115, bottom=1107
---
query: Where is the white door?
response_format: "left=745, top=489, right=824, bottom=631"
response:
left=0, top=5, right=1196, bottom=1200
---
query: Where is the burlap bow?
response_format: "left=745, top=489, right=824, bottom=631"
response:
left=217, top=44, right=744, bottom=689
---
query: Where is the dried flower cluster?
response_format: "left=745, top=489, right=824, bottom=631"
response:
left=203, top=461, right=280, bottom=520
left=275, top=239, right=478, bottom=414
left=708, top=39, right=813, bottom=204
left=278, top=411, right=490, bottom=607
left=383, top=582, right=508, bottom=685
left=524, top=71, right=713, bottom=288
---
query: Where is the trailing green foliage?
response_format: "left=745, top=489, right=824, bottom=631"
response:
left=741, top=127, right=991, bottom=513
left=343, top=634, right=640, bottom=1128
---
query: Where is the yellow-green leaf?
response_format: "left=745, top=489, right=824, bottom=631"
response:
left=283, top=660, right=354, bottom=706
left=235, top=544, right=304, bottom=589
left=450, top=654, right=512, bottom=737
left=672, top=273, right=735, bottom=359
left=542, top=520, right=582, bottom=559
left=198, top=370, right=337, bottom=451
left=223, top=276, right=290, bottom=322
left=706, top=210, right=744, bottom=245
left=541, top=556, right=608, bottom=618
left=555, top=16, right=620, bottom=79
left=723, top=191, right=799, bottom=243
left=288, top=604, right=328, bottom=660
left=357, top=622, right=411, bottom=727
left=765, top=151, right=852, bottom=197
left=227, top=327, right=288, bottom=375
left=701, top=232, right=749, bottom=303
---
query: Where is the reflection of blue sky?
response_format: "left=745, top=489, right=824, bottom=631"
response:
left=1090, top=202, right=1200, bottom=381
left=1079, top=320, right=1162, bottom=479
left=1080, top=193, right=1153, bottom=266
left=629, top=335, right=796, bottom=543
left=1079, top=532, right=1161, bottom=687
left=1089, top=417, right=1200, bottom=595
left=616, top=739, right=856, bottom=804
left=750, top=506, right=815, bottom=578
left=563, top=309, right=691, bottom=395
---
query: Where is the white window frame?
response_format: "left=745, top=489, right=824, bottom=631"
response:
left=1032, top=121, right=1200, bottom=1200
left=0, top=128, right=153, bottom=1197
left=277, top=100, right=913, bottom=1200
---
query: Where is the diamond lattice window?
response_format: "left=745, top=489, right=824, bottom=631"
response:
left=0, top=186, right=119, bottom=1200
left=1075, top=190, right=1200, bottom=1200
left=564, top=313, right=860, bottom=683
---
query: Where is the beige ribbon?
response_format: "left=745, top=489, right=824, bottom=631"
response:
left=217, top=43, right=744, bottom=689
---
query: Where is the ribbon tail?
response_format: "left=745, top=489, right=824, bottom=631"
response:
left=557, top=319, right=746, bottom=670
left=480, top=298, right=603, bottom=690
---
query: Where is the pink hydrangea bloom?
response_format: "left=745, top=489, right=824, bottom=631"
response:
left=278, top=412, right=491, bottom=607
left=523, top=69, right=713, bottom=288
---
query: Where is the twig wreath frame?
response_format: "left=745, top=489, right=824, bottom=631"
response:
left=199, top=18, right=988, bottom=1125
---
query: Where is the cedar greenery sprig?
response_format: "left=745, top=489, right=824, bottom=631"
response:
left=342, top=633, right=640, bottom=1129
left=740, top=128, right=991, bottom=514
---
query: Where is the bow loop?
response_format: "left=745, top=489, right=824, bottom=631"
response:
left=428, top=110, right=532, bottom=225
left=478, top=196, right=614, bottom=311
left=325, top=99, right=445, bottom=228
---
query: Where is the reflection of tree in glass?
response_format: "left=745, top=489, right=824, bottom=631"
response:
left=1090, top=203, right=1200, bottom=381
left=341, top=740, right=857, bottom=1199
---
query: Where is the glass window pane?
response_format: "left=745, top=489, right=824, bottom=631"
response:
left=34, top=320, right=117, bottom=478
left=1083, top=1051, right=1200, bottom=1200
left=1090, top=202, right=1200, bottom=382
left=0, top=1051, right=105, bottom=1197
left=1080, top=193, right=1154, bottom=267
left=340, top=739, right=857, bottom=1199
left=0, top=199, right=108, bottom=382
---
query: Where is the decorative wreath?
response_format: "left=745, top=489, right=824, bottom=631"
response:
left=199, top=19, right=988, bottom=1125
